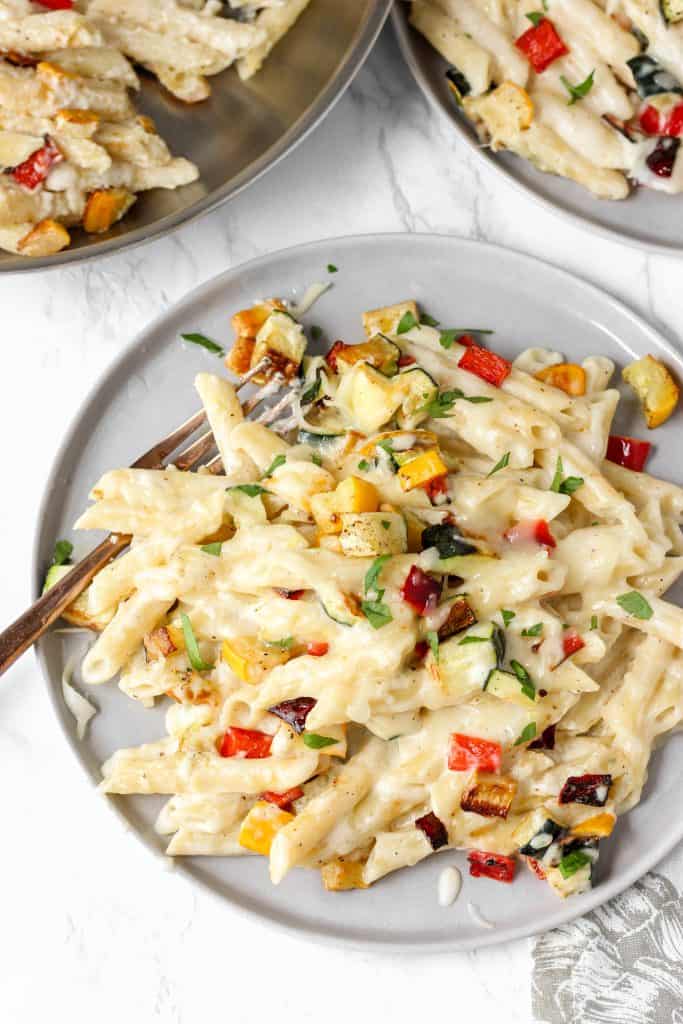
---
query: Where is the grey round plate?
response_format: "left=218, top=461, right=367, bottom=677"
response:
left=393, top=5, right=683, bottom=255
left=0, top=0, right=391, bottom=273
left=34, top=234, right=683, bottom=951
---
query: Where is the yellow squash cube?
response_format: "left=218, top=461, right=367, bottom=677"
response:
left=321, top=859, right=368, bottom=891
left=623, top=354, right=680, bottom=429
left=397, top=450, right=448, bottom=492
left=571, top=813, right=615, bottom=839
left=221, top=637, right=290, bottom=684
left=362, top=300, right=418, bottom=337
left=238, top=801, right=294, bottom=856
left=334, top=476, right=380, bottom=514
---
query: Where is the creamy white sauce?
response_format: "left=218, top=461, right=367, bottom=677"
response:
left=288, top=281, right=331, bottom=318
left=438, top=865, right=462, bottom=907
left=467, top=901, right=495, bottom=930
left=61, top=653, right=97, bottom=740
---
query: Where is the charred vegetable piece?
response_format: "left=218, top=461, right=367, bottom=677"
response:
left=415, top=811, right=449, bottom=850
left=448, top=733, right=502, bottom=773
left=461, top=772, right=516, bottom=819
left=218, top=727, right=272, bottom=759
left=446, top=66, right=471, bottom=103
left=143, top=626, right=179, bottom=660
left=661, top=0, right=683, bottom=25
left=468, top=850, right=516, bottom=883
left=559, top=773, right=612, bottom=807
left=437, top=597, right=477, bottom=641
left=605, top=434, right=651, bottom=471
left=262, top=786, right=304, bottom=811
left=9, top=134, right=61, bottom=190
left=421, top=523, right=477, bottom=558
left=267, top=696, right=317, bottom=734
left=528, top=723, right=556, bottom=750
left=628, top=55, right=683, bottom=98
left=647, top=136, right=681, bottom=178
left=519, top=819, right=567, bottom=863
left=274, top=588, right=305, bottom=600
left=504, top=518, right=556, bottom=548
left=325, top=335, right=400, bottom=376
left=400, top=565, right=442, bottom=614
left=458, top=343, right=511, bottom=387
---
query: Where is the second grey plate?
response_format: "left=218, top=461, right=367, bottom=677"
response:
left=393, top=5, right=683, bottom=255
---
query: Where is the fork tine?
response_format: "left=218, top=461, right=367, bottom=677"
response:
left=173, top=430, right=217, bottom=471
left=132, top=409, right=207, bottom=470
left=256, top=388, right=298, bottom=425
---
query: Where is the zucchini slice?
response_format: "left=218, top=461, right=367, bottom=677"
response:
left=627, top=55, right=683, bottom=98
left=335, top=362, right=402, bottom=434
left=252, top=310, right=307, bottom=378
left=396, top=367, right=438, bottom=430
left=661, top=0, right=683, bottom=24
left=484, top=668, right=535, bottom=707
left=421, top=523, right=477, bottom=558
left=331, top=335, right=400, bottom=377
left=318, top=584, right=362, bottom=626
left=437, top=621, right=499, bottom=698
left=339, top=512, right=407, bottom=556
left=446, top=66, right=471, bottom=105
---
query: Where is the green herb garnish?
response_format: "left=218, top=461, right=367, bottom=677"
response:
left=420, top=314, right=440, bottom=327
left=521, top=623, right=543, bottom=638
left=526, top=11, right=545, bottom=26
left=311, top=325, right=323, bottom=342
left=364, top=554, right=391, bottom=596
left=311, top=452, right=323, bottom=466
left=360, top=599, right=393, bottom=629
left=501, top=609, right=516, bottom=628
left=419, top=388, right=464, bottom=418
left=590, top=615, right=598, bottom=630
left=458, top=634, right=490, bottom=645
left=381, top=520, right=391, bottom=530
left=262, top=454, right=286, bottom=478
left=201, top=542, right=222, bottom=556
left=514, top=722, right=537, bottom=745
left=511, top=659, right=536, bottom=701
left=180, top=612, right=214, bottom=672
left=51, top=539, right=73, bottom=566
left=357, top=459, right=371, bottom=472
left=303, top=733, right=338, bottom=749
left=327, top=264, right=338, bottom=274
left=267, top=636, right=293, bottom=649
left=560, top=70, right=595, bottom=105
left=439, top=328, right=494, bottom=350
left=229, top=484, right=270, bottom=497
left=487, top=452, right=510, bottom=477
left=180, top=332, right=224, bottom=356
left=426, top=630, right=440, bottom=663
left=616, top=591, right=653, bottom=620
left=397, top=311, right=419, bottom=335
left=558, top=850, right=592, bottom=879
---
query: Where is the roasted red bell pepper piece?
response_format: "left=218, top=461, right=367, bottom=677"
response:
left=458, top=333, right=475, bottom=348
left=448, top=733, right=502, bottom=773
left=36, top=0, right=74, bottom=8
left=398, top=354, right=416, bottom=368
left=606, top=434, right=651, bottom=472
left=415, top=811, right=449, bottom=850
left=504, top=518, right=556, bottom=548
left=528, top=723, right=556, bottom=750
left=424, top=474, right=448, bottom=503
left=400, top=565, right=442, bottom=614
left=458, top=343, right=511, bottom=387
left=306, top=641, right=329, bottom=657
left=562, top=629, right=585, bottom=658
left=559, top=773, right=612, bottom=806
left=325, top=340, right=348, bottom=372
left=267, top=696, right=316, bottom=733
left=515, top=18, right=569, bottom=73
left=468, top=849, right=516, bottom=883
left=646, top=137, right=680, bottom=177
left=10, top=134, right=62, bottom=191
left=274, top=587, right=305, bottom=600
left=218, top=727, right=272, bottom=759
left=526, top=856, right=547, bottom=881
left=639, top=103, right=683, bottom=137
left=262, top=786, right=304, bottom=810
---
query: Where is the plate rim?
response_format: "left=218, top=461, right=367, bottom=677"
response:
left=32, top=231, right=683, bottom=952
left=391, top=5, right=683, bottom=259
left=0, top=0, right=393, bottom=275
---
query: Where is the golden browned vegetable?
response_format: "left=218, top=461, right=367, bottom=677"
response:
left=321, top=859, right=368, bottom=891
left=535, top=362, right=586, bottom=396
left=17, top=218, right=70, bottom=257
left=623, top=354, right=680, bottom=428
left=461, top=772, right=517, bottom=819
left=83, top=188, right=136, bottom=234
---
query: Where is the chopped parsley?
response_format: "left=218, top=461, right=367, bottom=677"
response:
left=361, top=554, right=393, bottom=629
left=420, top=314, right=440, bottom=327
left=397, top=311, right=419, bottom=335
left=561, top=70, right=595, bottom=105
left=487, top=452, right=510, bottom=477
left=526, top=11, right=545, bottom=26
left=590, top=615, right=598, bottom=630
left=521, top=623, right=544, bottom=638
left=357, top=459, right=371, bottom=472
left=311, top=452, right=323, bottom=466
left=364, top=554, right=391, bottom=597
left=51, top=539, right=73, bottom=566
left=558, top=850, right=592, bottom=879
left=550, top=455, right=584, bottom=495
left=310, top=325, right=323, bottom=342
left=511, top=659, right=536, bottom=701
left=327, top=264, right=338, bottom=274
left=458, top=634, right=490, bottom=645
left=267, top=636, right=293, bottom=649
left=180, top=612, right=214, bottom=672
left=616, top=591, right=653, bottom=620
left=514, top=722, right=537, bottom=746
left=262, top=454, right=286, bottom=478
left=501, top=609, right=516, bottom=628
left=426, top=630, right=440, bottom=662
left=180, top=332, right=224, bottom=356
left=228, top=484, right=270, bottom=497
left=303, top=733, right=338, bottom=749
left=381, top=520, right=391, bottom=530
left=200, top=542, right=222, bottom=556
left=439, top=328, right=494, bottom=350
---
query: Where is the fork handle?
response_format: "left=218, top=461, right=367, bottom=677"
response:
left=0, top=533, right=130, bottom=678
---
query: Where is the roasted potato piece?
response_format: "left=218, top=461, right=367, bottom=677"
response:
left=623, top=354, right=680, bottom=428
left=17, top=219, right=70, bottom=257
left=227, top=299, right=285, bottom=376
left=464, top=81, right=534, bottom=145
left=362, top=300, right=418, bottom=337
left=83, top=188, right=136, bottom=234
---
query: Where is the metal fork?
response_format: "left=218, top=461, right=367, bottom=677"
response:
left=0, top=361, right=298, bottom=678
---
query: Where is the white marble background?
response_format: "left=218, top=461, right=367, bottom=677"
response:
left=1, top=25, right=682, bottom=1024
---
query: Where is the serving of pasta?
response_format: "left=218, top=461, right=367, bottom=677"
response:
left=0, top=0, right=312, bottom=256
left=410, top=0, right=683, bottom=200
left=47, top=292, right=683, bottom=901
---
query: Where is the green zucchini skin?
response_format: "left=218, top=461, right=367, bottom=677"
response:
left=627, top=55, right=683, bottom=97
left=421, top=523, right=477, bottom=558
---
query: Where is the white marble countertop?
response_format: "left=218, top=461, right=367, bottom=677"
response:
left=2, top=24, right=683, bottom=1024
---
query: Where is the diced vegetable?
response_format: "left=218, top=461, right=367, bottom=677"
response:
left=36, top=0, right=74, bottom=8
left=415, top=811, right=449, bottom=850
left=627, top=55, right=683, bottom=99
left=661, top=0, right=683, bottom=25
left=421, top=523, right=477, bottom=558
left=446, top=66, right=471, bottom=104
left=562, top=629, right=585, bottom=658
left=448, top=733, right=502, bottom=773
left=319, top=586, right=362, bottom=626
left=10, top=134, right=61, bottom=190
left=82, top=188, right=135, bottom=234
left=559, top=773, right=612, bottom=806
left=41, top=563, right=111, bottom=631
left=362, top=300, right=419, bottom=338
left=218, top=727, right=272, bottom=759
left=335, top=362, right=402, bottom=434
left=143, top=626, right=180, bottom=660
left=606, top=434, right=651, bottom=471
left=535, top=363, right=586, bottom=396
left=228, top=299, right=284, bottom=374
left=519, top=818, right=566, bottom=863
left=17, top=218, right=70, bottom=257
left=340, top=512, right=407, bottom=556
left=458, top=344, right=511, bottom=387
left=267, top=697, right=317, bottom=734
left=622, top=354, right=679, bottom=429
left=252, top=310, right=307, bottom=380
left=262, top=786, right=304, bottom=811
left=397, top=449, right=448, bottom=492
left=468, top=850, right=516, bottom=883
left=526, top=857, right=547, bottom=880
left=437, top=624, right=500, bottom=697
left=528, top=723, right=556, bottom=750
left=321, top=859, right=368, bottom=891
left=504, top=518, right=556, bottom=548
left=311, top=476, right=379, bottom=535
left=646, top=136, right=680, bottom=177
left=358, top=429, right=438, bottom=458
left=274, top=588, right=305, bottom=600
left=484, top=668, right=536, bottom=707
left=221, top=637, right=290, bottom=683
left=238, top=800, right=294, bottom=856
left=571, top=813, right=615, bottom=838
left=639, top=101, right=683, bottom=136
left=461, top=773, right=517, bottom=818
left=437, top=596, right=477, bottom=640
left=326, top=335, right=400, bottom=376
left=515, top=18, right=569, bottom=73
left=400, top=565, right=442, bottom=614
left=395, top=367, right=439, bottom=429
left=306, top=641, right=329, bottom=658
